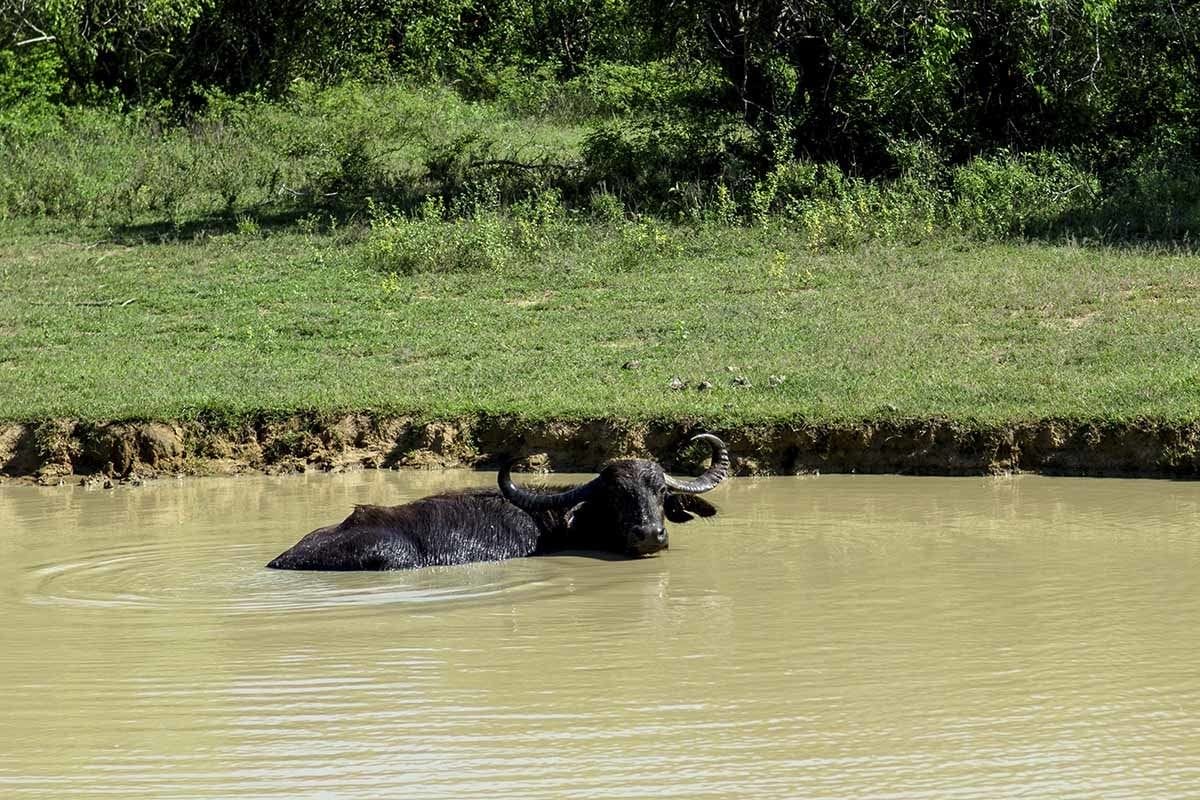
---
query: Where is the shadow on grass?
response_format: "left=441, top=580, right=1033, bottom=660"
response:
left=39, top=164, right=1200, bottom=255
left=88, top=210, right=1200, bottom=257
left=1031, top=204, right=1200, bottom=255
left=105, top=183, right=434, bottom=245
left=109, top=207, right=318, bottom=244
left=103, top=156, right=587, bottom=246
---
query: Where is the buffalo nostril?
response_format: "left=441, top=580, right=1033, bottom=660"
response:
left=634, top=526, right=661, bottom=544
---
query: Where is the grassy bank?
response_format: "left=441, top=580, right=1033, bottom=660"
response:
left=3, top=215, right=1199, bottom=428
left=5, top=81, right=1200, bottom=479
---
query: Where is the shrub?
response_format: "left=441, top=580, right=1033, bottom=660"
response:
left=948, top=151, right=1098, bottom=239
left=361, top=198, right=515, bottom=275
left=0, top=43, right=67, bottom=127
left=1096, top=144, right=1200, bottom=240
left=581, top=113, right=757, bottom=212
left=1, top=105, right=139, bottom=219
left=510, top=188, right=570, bottom=250
left=588, top=190, right=626, bottom=224
left=0, top=82, right=583, bottom=225
left=604, top=218, right=683, bottom=271
left=747, top=160, right=849, bottom=222
left=784, top=179, right=935, bottom=250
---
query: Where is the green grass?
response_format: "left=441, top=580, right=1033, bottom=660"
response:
left=3, top=215, right=1199, bottom=425
left=0, top=82, right=586, bottom=224
left=5, top=78, right=1197, bottom=244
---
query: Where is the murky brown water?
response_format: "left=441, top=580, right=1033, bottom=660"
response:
left=2, top=472, right=1199, bottom=799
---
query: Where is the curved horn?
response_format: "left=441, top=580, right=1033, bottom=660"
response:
left=664, top=433, right=729, bottom=494
left=498, top=460, right=600, bottom=511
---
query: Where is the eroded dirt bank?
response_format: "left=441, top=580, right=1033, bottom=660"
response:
left=2, top=414, right=1199, bottom=486
left=4, top=412, right=1195, bottom=489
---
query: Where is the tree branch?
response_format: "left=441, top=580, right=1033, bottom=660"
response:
left=15, top=34, right=56, bottom=46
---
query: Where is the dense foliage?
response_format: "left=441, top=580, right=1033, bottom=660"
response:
left=3, top=0, right=1200, bottom=239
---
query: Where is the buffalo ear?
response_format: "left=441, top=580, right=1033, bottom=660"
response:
left=679, top=494, right=718, bottom=518
left=665, top=494, right=695, bottom=523
left=664, top=493, right=719, bottom=524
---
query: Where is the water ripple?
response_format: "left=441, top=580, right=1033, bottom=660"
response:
left=23, top=535, right=563, bottom=614
left=4, top=473, right=1200, bottom=800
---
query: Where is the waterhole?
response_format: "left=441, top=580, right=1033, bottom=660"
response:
left=1, top=471, right=1198, bottom=798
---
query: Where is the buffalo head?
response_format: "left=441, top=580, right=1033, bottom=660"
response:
left=497, top=434, right=729, bottom=557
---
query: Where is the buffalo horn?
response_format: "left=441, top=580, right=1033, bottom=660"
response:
left=498, top=461, right=600, bottom=511
left=664, top=433, right=730, bottom=494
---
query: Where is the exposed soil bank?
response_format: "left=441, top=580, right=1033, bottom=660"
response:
left=3, top=413, right=1200, bottom=486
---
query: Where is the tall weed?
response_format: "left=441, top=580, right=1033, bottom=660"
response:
left=0, top=82, right=584, bottom=226
left=361, top=198, right=514, bottom=275
left=949, top=151, right=1098, bottom=239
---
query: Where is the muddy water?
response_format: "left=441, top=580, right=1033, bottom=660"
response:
left=1, top=473, right=1199, bottom=799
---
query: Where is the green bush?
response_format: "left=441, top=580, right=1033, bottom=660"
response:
left=421, top=130, right=566, bottom=208
left=604, top=218, right=683, bottom=271
left=361, top=198, right=515, bottom=275
left=1, top=106, right=140, bottom=219
left=509, top=188, right=572, bottom=249
left=587, top=190, right=626, bottom=223
left=0, top=82, right=584, bottom=225
left=489, top=63, right=593, bottom=119
left=1096, top=145, right=1200, bottom=240
left=780, top=178, right=939, bottom=250
left=491, top=59, right=723, bottom=120
left=745, top=160, right=853, bottom=223
left=949, top=151, right=1098, bottom=239
left=1, top=74, right=1195, bottom=245
left=9, top=0, right=1200, bottom=200
left=0, top=44, right=67, bottom=115
left=582, top=113, right=757, bottom=212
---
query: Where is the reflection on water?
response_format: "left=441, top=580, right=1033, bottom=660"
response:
left=1, top=471, right=1199, bottom=799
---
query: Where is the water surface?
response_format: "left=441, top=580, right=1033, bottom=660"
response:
left=2, top=472, right=1199, bottom=798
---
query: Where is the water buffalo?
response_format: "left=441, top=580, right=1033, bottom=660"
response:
left=266, top=434, right=729, bottom=571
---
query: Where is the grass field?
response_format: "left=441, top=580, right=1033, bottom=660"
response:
left=3, top=215, right=1199, bottom=426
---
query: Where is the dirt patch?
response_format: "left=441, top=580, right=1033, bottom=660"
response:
left=504, top=291, right=555, bottom=308
left=1, top=413, right=1198, bottom=486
